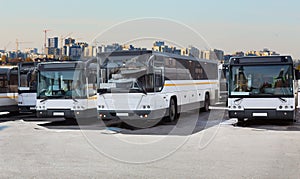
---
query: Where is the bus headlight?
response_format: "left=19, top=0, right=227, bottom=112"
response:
left=142, top=105, right=151, bottom=109
left=98, top=105, right=105, bottom=109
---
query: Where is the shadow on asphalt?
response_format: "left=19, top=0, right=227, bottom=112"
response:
left=37, top=108, right=228, bottom=136
left=232, top=110, right=300, bottom=131
left=234, top=119, right=300, bottom=131
left=0, top=112, right=37, bottom=122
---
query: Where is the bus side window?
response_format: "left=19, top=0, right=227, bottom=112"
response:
left=154, top=74, right=163, bottom=92
left=29, top=71, right=37, bottom=90
left=9, top=73, right=18, bottom=93
left=87, top=71, right=97, bottom=97
left=0, top=75, right=7, bottom=93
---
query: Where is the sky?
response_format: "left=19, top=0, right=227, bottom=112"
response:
left=1, top=0, right=300, bottom=58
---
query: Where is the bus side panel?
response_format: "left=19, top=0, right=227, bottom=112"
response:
left=0, top=93, right=18, bottom=112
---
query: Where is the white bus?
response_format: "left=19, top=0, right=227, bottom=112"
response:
left=96, top=50, right=219, bottom=126
left=228, top=56, right=299, bottom=123
left=18, top=62, right=38, bottom=113
left=36, top=60, right=97, bottom=119
left=0, top=66, right=18, bottom=113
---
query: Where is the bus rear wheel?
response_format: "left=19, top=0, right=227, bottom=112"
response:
left=168, top=98, right=178, bottom=122
left=201, top=93, right=210, bottom=112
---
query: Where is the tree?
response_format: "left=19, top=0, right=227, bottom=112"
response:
left=1, top=55, right=7, bottom=64
left=62, top=56, right=70, bottom=61
left=8, top=58, right=22, bottom=65
left=25, top=57, right=33, bottom=62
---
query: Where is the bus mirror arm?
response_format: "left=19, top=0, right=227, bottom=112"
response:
left=140, top=86, right=147, bottom=95
left=295, top=69, right=300, bottom=80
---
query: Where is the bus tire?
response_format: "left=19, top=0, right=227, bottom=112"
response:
left=168, top=97, right=178, bottom=122
left=237, top=118, right=246, bottom=127
left=201, top=93, right=210, bottom=112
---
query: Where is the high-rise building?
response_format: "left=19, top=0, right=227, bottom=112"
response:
left=65, top=38, right=76, bottom=46
left=63, top=45, right=82, bottom=60
left=48, top=37, right=58, bottom=48
left=245, top=48, right=279, bottom=56
left=24, top=48, right=38, bottom=54
left=200, top=49, right=224, bottom=61
left=152, top=41, right=181, bottom=54
left=104, top=43, right=123, bottom=52
left=84, top=46, right=97, bottom=57
left=187, top=46, right=200, bottom=58
left=233, top=51, right=245, bottom=57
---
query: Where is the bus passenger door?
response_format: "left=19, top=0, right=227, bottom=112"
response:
left=153, top=65, right=167, bottom=110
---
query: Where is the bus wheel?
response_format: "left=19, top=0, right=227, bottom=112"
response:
left=168, top=98, right=178, bottom=122
left=236, top=118, right=246, bottom=127
left=201, top=93, right=210, bottom=112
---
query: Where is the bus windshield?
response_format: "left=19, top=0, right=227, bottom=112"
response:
left=38, top=69, right=86, bottom=99
left=98, top=54, right=160, bottom=93
left=229, top=65, right=293, bottom=97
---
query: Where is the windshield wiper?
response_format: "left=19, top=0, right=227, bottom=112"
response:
left=40, top=96, right=48, bottom=103
left=278, top=97, right=287, bottom=103
left=234, top=98, right=243, bottom=102
left=98, top=88, right=108, bottom=95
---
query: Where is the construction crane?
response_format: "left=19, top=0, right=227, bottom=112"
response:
left=15, top=39, right=32, bottom=52
left=43, top=29, right=52, bottom=54
left=4, top=41, right=11, bottom=51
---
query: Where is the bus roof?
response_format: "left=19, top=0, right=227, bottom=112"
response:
left=37, top=61, right=85, bottom=71
left=229, top=56, right=293, bottom=66
left=0, top=66, right=17, bottom=75
left=98, top=50, right=218, bottom=64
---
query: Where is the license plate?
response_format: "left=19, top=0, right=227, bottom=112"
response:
left=116, top=113, right=129, bottom=117
left=53, top=112, right=64, bottom=116
left=252, top=113, right=267, bottom=117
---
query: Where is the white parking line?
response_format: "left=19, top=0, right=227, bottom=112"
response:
left=220, top=118, right=238, bottom=125
left=0, top=112, right=9, bottom=115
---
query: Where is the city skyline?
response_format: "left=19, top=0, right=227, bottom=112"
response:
left=1, top=0, right=300, bottom=58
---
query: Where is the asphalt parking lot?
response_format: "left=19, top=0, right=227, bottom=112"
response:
left=1, top=107, right=300, bottom=178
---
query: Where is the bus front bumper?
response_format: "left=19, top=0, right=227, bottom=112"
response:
left=229, top=109, right=294, bottom=120
left=18, top=106, right=36, bottom=113
left=98, top=109, right=167, bottom=120
left=36, top=109, right=76, bottom=118
left=36, top=109, right=96, bottom=119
